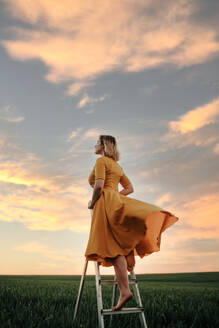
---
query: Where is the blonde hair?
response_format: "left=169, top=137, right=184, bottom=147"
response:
left=99, top=135, right=120, bottom=161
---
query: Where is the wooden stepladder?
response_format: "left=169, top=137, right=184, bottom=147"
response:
left=73, top=209, right=148, bottom=328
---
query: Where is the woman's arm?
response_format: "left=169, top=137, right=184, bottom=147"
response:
left=88, top=179, right=104, bottom=209
left=119, top=183, right=134, bottom=196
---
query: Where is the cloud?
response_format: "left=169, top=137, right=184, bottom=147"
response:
left=155, top=192, right=172, bottom=207
left=12, top=240, right=115, bottom=274
left=66, top=81, right=94, bottom=96
left=146, top=190, right=219, bottom=247
left=140, top=84, right=158, bottom=95
left=174, top=238, right=219, bottom=253
left=67, top=127, right=83, bottom=142
left=1, top=0, right=219, bottom=92
left=0, top=105, right=25, bottom=123
left=77, top=93, right=108, bottom=109
left=63, top=128, right=102, bottom=158
left=134, top=189, right=219, bottom=273
left=213, top=143, right=219, bottom=155
left=0, top=132, right=93, bottom=232
left=14, top=241, right=48, bottom=253
left=13, top=241, right=81, bottom=263
left=77, top=94, right=90, bottom=108
left=134, top=187, right=219, bottom=273
left=83, top=128, right=102, bottom=138
left=152, top=97, right=219, bottom=153
left=180, top=193, right=219, bottom=232
left=169, top=97, right=219, bottom=134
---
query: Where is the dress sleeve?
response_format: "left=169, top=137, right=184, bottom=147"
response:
left=95, top=157, right=106, bottom=180
left=120, top=170, right=131, bottom=188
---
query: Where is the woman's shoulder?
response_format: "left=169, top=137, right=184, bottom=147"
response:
left=94, top=156, right=107, bottom=167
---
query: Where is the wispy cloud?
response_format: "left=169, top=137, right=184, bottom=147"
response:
left=77, top=94, right=90, bottom=108
left=0, top=105, right=25, bottom=123
left=66, top=81, right=94, bottom=96
left=67, top=127, right=83, bottom=142
left=77, top=93, right=108, bottom=109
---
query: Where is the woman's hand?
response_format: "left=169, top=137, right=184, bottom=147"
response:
left=88, top=200, right=94, bottom=209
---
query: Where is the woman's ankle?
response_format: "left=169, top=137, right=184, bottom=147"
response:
left=120, top=289, right=132, bottom=297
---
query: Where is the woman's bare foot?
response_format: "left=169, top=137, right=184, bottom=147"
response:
left=125, top=250, right=135, bottom=272
left=112, top=291, right=133, bottom=311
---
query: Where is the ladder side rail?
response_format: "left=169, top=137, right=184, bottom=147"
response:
left=73, top=259, right=89, bottom=321
left=130, top=269, right=148, bottom=328
left=130, top=270, right=143, bottom=307
left=95, top=262, right=105, bottom=328
left=109, top=275, right=118, bottom=326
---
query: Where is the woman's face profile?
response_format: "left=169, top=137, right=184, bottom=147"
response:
left=94, top=138, right=103, bottom=155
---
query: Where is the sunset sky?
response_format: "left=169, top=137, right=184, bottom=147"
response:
left=0, top=0, right=219, bottom=275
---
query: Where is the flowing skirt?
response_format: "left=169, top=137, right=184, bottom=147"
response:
left=85, top=189, right=179, bottom=267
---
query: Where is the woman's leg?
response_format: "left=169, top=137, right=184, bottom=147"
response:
left=125, top=249, right=135, bottom=272
left=112, top=255, right=133, bottom=310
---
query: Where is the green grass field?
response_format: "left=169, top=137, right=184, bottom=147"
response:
left=0, top=272, right=218, bottom=327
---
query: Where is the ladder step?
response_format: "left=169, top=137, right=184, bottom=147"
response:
left=100, top=279, right=136, bottom=285
left=101, top=307, right=144, bottom=315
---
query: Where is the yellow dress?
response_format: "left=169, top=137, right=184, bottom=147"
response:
left=85, top=155, right=179, bottom=267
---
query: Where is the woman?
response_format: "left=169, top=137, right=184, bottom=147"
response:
left=85, top=135, right=179, bottom=311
